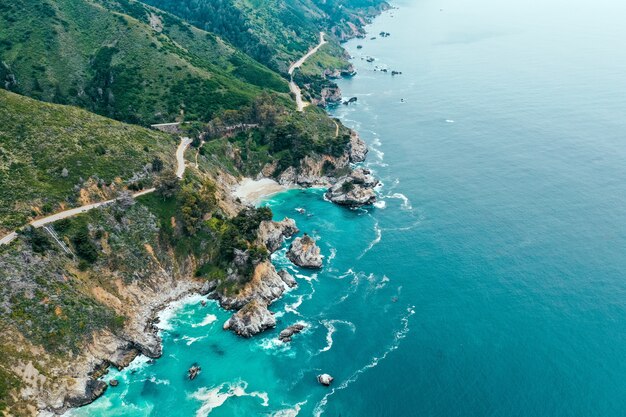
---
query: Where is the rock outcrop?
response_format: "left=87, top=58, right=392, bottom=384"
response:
left=325, top=168, right=378, bottom=207
left=222, top=300, right=276, bottom=337
left=257, top=218, right=298, bottom=252
left=313, top=85, right=343, bottom=107
left=278, top=323, right=306, bottom=343
left=348, top=131, right=368, bottom=163
left=216, top=261, right=293, bottom=311
left=287, top=234, right=323, bottom=268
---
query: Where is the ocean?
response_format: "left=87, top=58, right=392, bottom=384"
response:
left=72, top=0, right=626, bottom=415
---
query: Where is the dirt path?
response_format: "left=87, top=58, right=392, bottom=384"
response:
left=0, top=137, right=192, bottom=246
left=288, top=32, right=327, bottom=112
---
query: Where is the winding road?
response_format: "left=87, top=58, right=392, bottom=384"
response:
left=0, top=137, right=192, bottom=246
left=288, top=32, right=327, bottom=112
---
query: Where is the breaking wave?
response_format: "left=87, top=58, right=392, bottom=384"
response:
left=190, top=381, right=269, bottom=417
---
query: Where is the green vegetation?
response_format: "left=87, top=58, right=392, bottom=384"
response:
left=0, top=90, right=176, bottom=233
left=139, top=0, right=387, bottom=72
left=0, top=0, right=288, bottom=125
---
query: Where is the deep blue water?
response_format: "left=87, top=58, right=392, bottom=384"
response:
left=73, top=0, right=626, bottom=415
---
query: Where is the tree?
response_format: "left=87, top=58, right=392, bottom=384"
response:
left=155, top=170, right=180, bottom=199
left=152, top=156, right=164, bottom=172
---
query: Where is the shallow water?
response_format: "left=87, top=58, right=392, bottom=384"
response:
left=74, top=0, right=626, bottom=415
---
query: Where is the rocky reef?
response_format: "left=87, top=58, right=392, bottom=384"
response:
left=287, top=234, right=323, bottom=268
left=325, top=167, right=379, bottom=207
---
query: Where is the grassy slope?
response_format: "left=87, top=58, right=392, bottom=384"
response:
left=139, top=0, right=386, bottom=72
left=0, top=0, right=288, bottom=125
left=0, top=89, right=178, bottom=233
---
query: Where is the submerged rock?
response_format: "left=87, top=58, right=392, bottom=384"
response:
left=317, top=374, right=334, bottom=386
left=278, top=323, right=306, bottom=343
left=325, top=168, right=379, bottom=207
left=287, top=234, right=323, bottom=269
left=223, top=300, right=276, bottom=337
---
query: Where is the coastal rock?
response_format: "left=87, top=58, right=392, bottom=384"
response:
left=287, top=234, right=323, bottom=268
left=65, top=379, right=108, bottom=408
left=199, top=280, right=217, bottom=296
left=278, top=269, right=297, bottom=288
left=223, top=300, right=276, bottom=337
left=278, top=323, right=306, bottom=343
left=314, top=85, right=342, bottom=107
left=317, top=374, right=334, bottom=386
left=348, top=131, right=368, bottom=163
left=257, top=218, right=299, bottom=253
left=216, top=261, right=292, bottom=310
left=325, top=168, right=378, bottom=207
left=109, top=379, right=119, bottom=387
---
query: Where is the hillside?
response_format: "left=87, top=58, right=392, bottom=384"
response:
left=0, top=89, right=177, bottom=233
left=139, top=0, right=389, bottom=72
left=0, top=0, right=288, bottom=125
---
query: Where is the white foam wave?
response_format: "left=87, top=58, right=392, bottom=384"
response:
left=386, top=192, right=412, bottom=210
left=272, top=401, right=307, bottom=417
left=285, top=295, right=304, bottom=316
left=327, top=248, right=337, bottom=263
left=359, top=220, right=382, bottom=259
left=183, top=335, right=207, bottom=346
left=157, top=294, right=205, bottom=331
left=446, top=119, right=455, bottom=123
left=148, top=376, right=170, bottom=385
left=318, top=320, right=356, bottom=354
left=191, top=381, right=269, bottom=417
left=192, top=313, right=218, bottom=328
left=313, top=307, right=415, bottom=417
left=373, top=200, right=386, bottom=209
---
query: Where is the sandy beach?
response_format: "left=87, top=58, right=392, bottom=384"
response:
left=233, top=178, right=291, bottom=204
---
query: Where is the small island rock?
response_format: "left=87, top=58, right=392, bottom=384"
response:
left=317, top=374, right=334, bottom=386
left=287, top=235, right=323, bottom=268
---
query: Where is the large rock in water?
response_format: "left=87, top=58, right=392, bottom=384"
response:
left=278, top=323, right=306, bottom=343
left=287, top=235, right=323, bottom=268
left=223, top=300, right=276, bottom=337
left=257, top=218, right=299, bottom=252
left=325, top=168, right=379, bottom=207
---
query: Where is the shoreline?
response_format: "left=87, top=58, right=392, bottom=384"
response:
left=233, top=178, right=297, bottom=206
left=58, top=6, right=387, bottom=415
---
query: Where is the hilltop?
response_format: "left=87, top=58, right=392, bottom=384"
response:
left=0, top=0, right=288, bottom=125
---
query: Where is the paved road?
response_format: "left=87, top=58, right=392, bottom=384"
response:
left=288, top=32, right=327, bottom=112
left=0, top=137, right=191, bottom=246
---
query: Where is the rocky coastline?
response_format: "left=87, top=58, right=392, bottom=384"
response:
left=27, top=11, right=385, bottom=417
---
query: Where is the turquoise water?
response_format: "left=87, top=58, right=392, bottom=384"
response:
left=74, top=0, right=626, bottom=415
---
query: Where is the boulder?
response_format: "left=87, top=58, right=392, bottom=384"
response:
left=223, top=300, right=276, bottom=337
left=317, top=374, right=334, bottom=386
left=287, top=235, right=323, bottom=269
left=325, top=168, right=379, bottom=207
left=109, top=379, right=119, bottom=387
